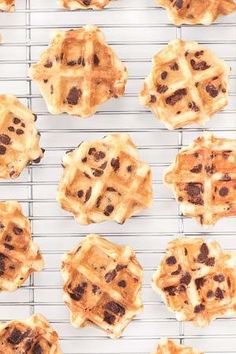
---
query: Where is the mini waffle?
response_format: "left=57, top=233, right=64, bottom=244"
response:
left=0, top=314, right=62, bottom=353
left=29, top=26, right=128, bottom=117
left=0, top=0, right=14, bottom=12
left=61, top=234, right=143, bottom=338
left=158, top=0, right=236, bottom=25
left=58, top=0, right=110, bottom=10
left=140, top=39, right=229, bottom=130
left=0, top=95, right=44, bottom=179
left=152, top=237, right=236, bottom=326
left=153, top=338, right=203, bottom=354
left=0, top=201, right=44, bottom=291
left=57, top=133, right=153, bottom=225
left=164, top=134, right=236, bottom=225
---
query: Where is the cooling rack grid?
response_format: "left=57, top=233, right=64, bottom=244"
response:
left=0, top=0, right=236, bottom=353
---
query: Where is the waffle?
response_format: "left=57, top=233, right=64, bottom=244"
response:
left=158, top=0, right=236, bottom=25
left=0, top=95, right=44, bottom=179
left=164, top=134, right=236, bottom=225
left=152, top=237, right=236, bottom=326
left=61, top=234, right=143, bottom=338
left=58, top=0, right=110, bottom=10
left=139, top=39, right=229, bottom=130
left=57, top=134, right=153, bottom=225
left=29, top=26, right=128, bottom=117
left=153, top=338, right=203, bottom=354
left=0, top=201, right=44, bottom=291
left=0, top=0, right=14, bottom=11
left=0, top=314, right=62, bottom=353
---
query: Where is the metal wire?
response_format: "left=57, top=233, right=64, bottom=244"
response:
left=0, top=1, right=236, bottom=353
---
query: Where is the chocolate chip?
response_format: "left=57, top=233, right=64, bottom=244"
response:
left=127, top=165, right=132, bottom=172
left=13, top=226, right=23, bottom=235
left=93, top=54, right=100, bottom=65
left=92, top=285, right=100, bottom=294
left=180, top=272, right=191, bottom=285
left=8, top=126, right=15, bottom=132
left=92, top=169, right=103, bottom=177
left=82, top=157, right=87, bottom=163
left=185, top=183, right=202, bottom=197
left=104, top=301, right=125, bottom=316
left=0, top=134, right=11, bottom=145
left=70, top=282, right=87, bottom=301
left=88, top=147, right=96, bottom=155
left=190, top=60, right=210, bottom=71
left=170, top=62, right=179, bottom=71
left=171, top=265, right=182, bottom=275
left=161, top=71, right=168, bottom=80
left=67, top=87, right=82, bottom=105
left=219, top=187, right=229, bottom=197
left=111, top=158, right=120, bottom=172
left=164, top=285, right=176, bottom=296
left=7, top=329, right=25, bottom=345
left=107, top=187, right=116, bottom=192
left=77, top=190, right=84, bottom=198
left=105, top=269, right=117, bottom=283
left=13, top=117, right=20, bottom=124
left=166, top=256, right=177, bottom=265
left=32, top=343, right=43, bottom=354
left=195, top=51, right=204, bottom=58
left=175, top=0, right=183, bottom=9
left=166, top=88, right=187, bottom=106
left=103, top=311, right=116, bottom=325
left=83, top=0, right=91, bottom=5
left=118, top=280, right=126, bottom=288
left=157, top=84, right=168, bottom=94
left=16, top=129, right=24, bottom=135
left=150, top=95, right=156, bottom=103
left=200, top=243, right=209, bottom=257
left=4, top=243, right=14, bottom=250
left=104, top=204, right=114, bottom=216
left=44, top=60, right=53, bottom=68
left=205, top=257, right=215, bottom=267
left=67, top=60, right=77, bottom=66
left=206, top=84, right=219, bottom=98
left=85, top=187, right=92, bottom=202
left=195, top=277, right=205, bottom=290
left=215, top=287, right=224, bottom=299
left=0, top=145, right=6, bottom=155
left=214, top=274, right=225, bottom=283
left=116, top=264, right=127, bottom=271
left=190, top=164, right=202, bottom=173
left=0, top=258, right=5, bottom=276
left=188, top=101, right=200, bottom=112
left=194, top=304, right=205, bottom=313
left=207, top=290, right=214, bottom=298
left=96, top=196, right=102, bottom=208
left=94, top=151, right=105, bottom=161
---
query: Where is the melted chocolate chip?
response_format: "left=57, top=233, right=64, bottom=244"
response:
left=190, top=60, right=210, bottom=71
left=164, top=285, right=176, bottom=296
left=77, top=190, right=84, bottom=198
left=105, top=269, right=117, bottom=283
left=171, top=264, right=182, bottom=275
left=103, top=311, right=116, bottom=325
left=0, top=134, right=11, bottom=145
left=161, top=71, right=168, bottom=80
left=127, top=165, right=132, bottom=172
left=207, top=290, right=214, bottom=298
left=85, top=187, right=92, bottom=202
left=170, top=62, right=179, bottom=71
left=88, top=147, right=96, bottom=155
left=16, top=129, right=24, bottom=135
left=116, top=264, right=127, bottom=271
left=0, top=145, right=6, bottom=155
left=188, top=101, right=200, bottom=112
left=118, top=280, right=126, bottom=288
left=219, top=187, right=229, bottom=197
left=194, top=304, right=205, bottom=313
left=92, top=285, right=100, bottom=294
left=166, top=256, right=177, bottom=265
left=44, top=60, right=53, bottom=68
left=83, top=0, right=91, bottom=5
left=32, top=343, right=43, bottom=354
left=7, top=329, right=26, bottom=345
left=180, top=272, right=191, bottom=285
left=67, top=60, right=77, bottom=66
left=195, top=277, right=205, bottom=290
left=215, top=287, right=224, bottom=300
left=94, top=151, right=105, bottom=161
left=13, top=117, right=20, bottom=124
left=107, top=187, right=116, bottom=192
left=70, top=282, right=87, bottom=301
left=13, top=226, right=23, bottom=235
left=104, top=204, right=114, bottom=216
left=111, top=158, right=120, bottom=172
left=8, top=126, right=15, bottom=132
left=205, top=257, right=215, bottom=267
left=150, top=95, right=156, bottom=103
left=190, top=164, right=202, bottom=173
left=175, top=0, right=183, bottom=9
left=67, top=87, right=82, bottom=105
left=214, top=274, right=225, bottom=283
left=104, top=301, right=125, bottom=316
left=93, top=54, right=100, bottom=65
left=166, top=88, right=187, bottom=106
left=157, top=84, right=168, bottom=94
left=185, top=183, right=202, bottom=197
left=92, top=169, right=103, bottom=177
left=206, top=84, right=219, bottom=98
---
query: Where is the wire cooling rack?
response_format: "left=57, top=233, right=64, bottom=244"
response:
left=0, top=0, right=236, bottom=353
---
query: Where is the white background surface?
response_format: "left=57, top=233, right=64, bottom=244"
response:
left=0, top=0, right=236, bottom=353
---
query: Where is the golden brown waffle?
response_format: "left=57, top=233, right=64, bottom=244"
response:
left=57, top=134, right=153, bottom=225
left=29, top=26, right=128, bottom=117
left=164, top=134, right=236, bottom=225
left=158, top=0, right=236, bottom=25
left=140, top=39, right=229, bottom=130
left=153, top=339, right=203, bottom=354
left=152, top=237, right=236, bottom=326
left=58, top=0, right=110, bottom=10
left=0, top=314, right=62, bottom=353
left=0, top=0, right=14, bottom=12
left=0, top=95, right=44, bottom=179
left=61, top=234, right=143, bottom=338
left=0, top=201, right=44, bottom=291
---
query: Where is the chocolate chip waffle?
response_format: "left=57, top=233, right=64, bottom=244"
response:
left=0, top=95, right=44, bottom=179
left=158, top=0, right=236, bottom=25
left=152, top=237, right=236, bottom=326
left=153, top=339, right=203, bottom=354
left=0, top=201, right=44, bottom=291
left=57, top=133, right=153, bottom=225
left=139, top=39, right=229, bottom=130
left=0, top=314, right=62, bottom=353
left=58, top=0, right=110, bottom=10
left=164, top=134, right=236, bottom=225
left=0, top=0, right=14, bottom=11
left=61, top=234, right=143, bottom=338
left=29, top=26, right=128, bottom=117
